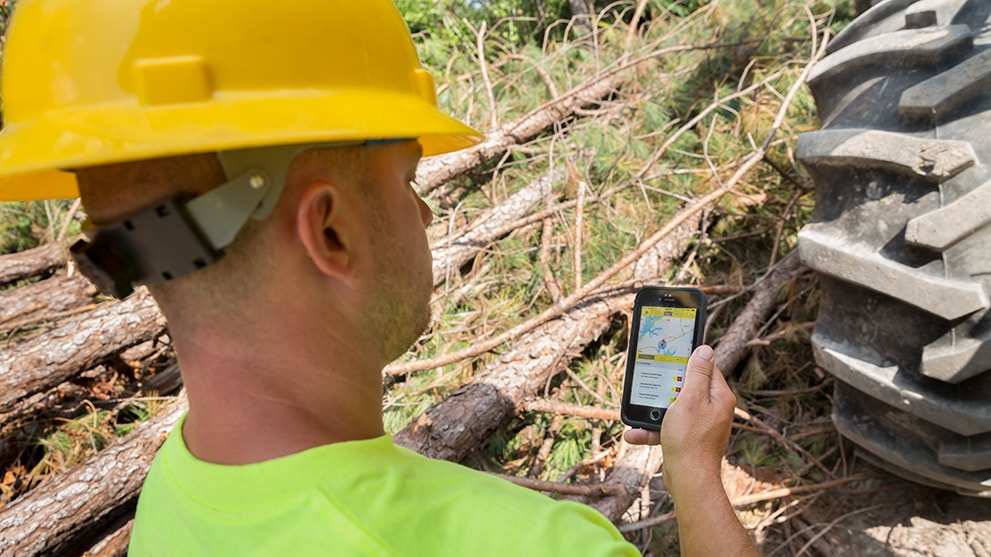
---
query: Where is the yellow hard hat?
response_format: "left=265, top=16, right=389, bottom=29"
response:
left=0, top=0, right=483, bottom=201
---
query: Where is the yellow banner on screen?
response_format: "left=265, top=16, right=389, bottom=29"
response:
left=641, top=307, right=696, bottom=319
left=636, top=354, right=690, bottom=364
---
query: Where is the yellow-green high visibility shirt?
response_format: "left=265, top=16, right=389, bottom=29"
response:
left=129, top=419, right=640, bottom=556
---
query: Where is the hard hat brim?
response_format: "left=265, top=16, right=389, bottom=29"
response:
left=0, top=91, right=484, bottom=201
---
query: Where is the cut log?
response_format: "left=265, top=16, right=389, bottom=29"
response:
left=0, top=243, right=68, bottom=287
left=0, top=180, right=565, bottom=415
left=432, top=170, right=560, bottom=286
left=0, top=272, right=100, bottom=334
left=583, top=444, right=663, bottom=522
left=0, top=289, right=167, bottom=414
left=0, top=396, right=185, bottom=557
left=0, top=382, right=90, bottom=435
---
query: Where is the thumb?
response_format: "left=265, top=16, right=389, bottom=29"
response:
left=677, top=345, right=715, bottom=403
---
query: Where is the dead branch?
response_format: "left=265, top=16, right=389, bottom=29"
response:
left=0, top=382, right=90, bottom=441
left=394, top=292, right=632, bottom=461
left=570, top=32, right=829, bottom=523
left=571, top=445, right=664, bottom=522
left=522, top=399, right=620, bottom=422
left=492, top=473, right=626, bottom=497
left=415, top=40, right=750, bottom=196
left=393, top=204, right=703, bottom=459
left=385, top=193, right=716, bottom=378
left=398, top=213, right=701, bottom=459
left=0, top=243, right=68, bottom=287
left=0, top=396, right=186, bottom=556
left=0, top=290, right=167, bottom=414
left=712, top=250, right=806, bottom=376
left=733, top=407, right=834, bottom=479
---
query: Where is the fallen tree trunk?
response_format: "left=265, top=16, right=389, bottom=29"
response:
left=0, top=396, right=185, bottom=556
left=0, top=290, right=167, bottom=414
left=432, top=170, right=560, bottom=286
left=0, top=243, right=68, bottom=287
left=584, top=444, right=663, bottom=522
left=0, top=178, right=564, bottom=408
left=0, top=272, right=99, bottom=334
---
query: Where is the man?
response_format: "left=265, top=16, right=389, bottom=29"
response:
left=0, top=0, right=761, bottom=555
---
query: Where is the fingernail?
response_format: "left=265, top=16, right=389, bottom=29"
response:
left=695, top=345, right=714, bottom=361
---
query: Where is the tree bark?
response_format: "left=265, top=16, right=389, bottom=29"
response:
left=0, top=272, right=99, bottom=333
left=82, top=519, right=134, bottom=557
left=432, top=170, right=560, bottom=286
left=0, top=289, right=167, bottom=414
left=0, top=397, right=185, bottom=557
left=585, top=444, right=663, bottom=522
left=0, top=243, right=68, bottom=287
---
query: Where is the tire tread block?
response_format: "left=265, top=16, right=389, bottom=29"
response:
left=829, top=0, right=925, bottom=55
left=799, top=226, right=988, bottom=320
left=833, top=381, right=991, bottom=495
left=810, top=24, right=973, bottom=88
left=941, top=432, right=991, bottom=472
left=797, top=129, right=976, bottom=181
left=814, top=335, right=991, bottom=436
left=921, top=332, right=991, bottom=383
left=906, top=0, right=970, bottom=28
left=906, top=177, right=991, bottom=250
left=901, top=49, right=991, bottom=120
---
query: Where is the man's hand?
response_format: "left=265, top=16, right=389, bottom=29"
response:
left=623, top=344, right=735, bottom=463
left=623, top=344, right=762, bottom=556
left=624, top=343, right=736, bottom=493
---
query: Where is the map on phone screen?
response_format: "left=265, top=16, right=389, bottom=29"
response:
left=629, top=306, right=696, bottom=408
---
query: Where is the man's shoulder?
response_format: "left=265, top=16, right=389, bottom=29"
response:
left=133, top=432, right=640, bottom=556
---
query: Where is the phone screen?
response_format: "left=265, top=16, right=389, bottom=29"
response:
left=622, top=287, right=706, bottom=430
left=628, top=305, right=697, bottom=408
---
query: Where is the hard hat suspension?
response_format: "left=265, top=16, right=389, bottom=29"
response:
left=69, top=140, right=406, bottom=298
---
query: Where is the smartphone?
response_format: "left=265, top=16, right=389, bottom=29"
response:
left=621, top=286, right=707, bottom=430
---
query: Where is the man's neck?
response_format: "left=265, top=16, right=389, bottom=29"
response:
left=173, top=321, right=386, bottom=466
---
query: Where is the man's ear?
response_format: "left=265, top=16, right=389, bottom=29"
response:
left=296, top=182, right=352, bottom=279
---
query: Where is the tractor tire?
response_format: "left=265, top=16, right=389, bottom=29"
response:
left=797, top=0, right=991, bottom=497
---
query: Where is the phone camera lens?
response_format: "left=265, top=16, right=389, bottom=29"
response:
left=649, top=409, right=661, bottom=421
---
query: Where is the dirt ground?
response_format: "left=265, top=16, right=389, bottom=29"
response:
left=801, top=464, right=991, bottom=557
left=735, top=460, right=991, bottom=556
left=635, top=456, right=991, bottom=556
